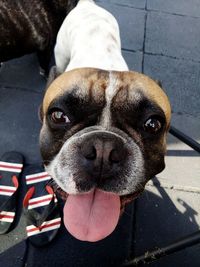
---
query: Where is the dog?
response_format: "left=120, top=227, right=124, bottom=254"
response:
left=0, top=0, right=78, bottom=75
left=39, top=0, right=171, bottom=242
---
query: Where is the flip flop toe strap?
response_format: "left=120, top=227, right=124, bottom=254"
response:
left=24, top=197, right=57, bottom=228
left=0, top=176, right=19, bottom=223
left=24, top=186, right=61, bottom=237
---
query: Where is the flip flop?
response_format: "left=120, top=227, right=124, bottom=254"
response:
left=23, top=165, right=61, bottom=247
left=0, top=151, right=23, bottom=234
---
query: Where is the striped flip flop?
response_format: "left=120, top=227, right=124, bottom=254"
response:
left=23, top=166, right=61, bottom=246
left=0, top=152, right=23, bottom=234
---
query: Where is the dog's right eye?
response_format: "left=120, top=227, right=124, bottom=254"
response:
left=143, top=116, right=162, bottom=134
left=50, top=110, right=70, bottom=124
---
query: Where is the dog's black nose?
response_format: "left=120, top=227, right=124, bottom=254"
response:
left=80, top=132, right=127, bottom=179
left=81, top=140, right=123, bottom=163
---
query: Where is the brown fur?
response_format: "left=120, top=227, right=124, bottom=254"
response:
left=40, top=67, right=171, bottom=205
left=42, top=68, right=171, bottom=124
left=0, top=0, right=78, bottom=74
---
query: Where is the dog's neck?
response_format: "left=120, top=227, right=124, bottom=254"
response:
left=65, top=0, right=129, bottom=72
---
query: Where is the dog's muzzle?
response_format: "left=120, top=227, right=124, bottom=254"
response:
left=46, top=127, right=144, bottom=196
left=44, top=126, right=145, bottom=242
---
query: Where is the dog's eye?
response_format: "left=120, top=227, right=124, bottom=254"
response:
left=144, top=117, right=162, bottom=133
left=51, top=110, right=70, bottom=124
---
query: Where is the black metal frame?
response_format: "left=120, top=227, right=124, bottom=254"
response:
left=124, top=125, right=200, bottom=266
left=169, top=126, right=200, bottom=153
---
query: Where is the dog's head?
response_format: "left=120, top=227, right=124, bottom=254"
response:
left=40, top=68, right=171, bottom=242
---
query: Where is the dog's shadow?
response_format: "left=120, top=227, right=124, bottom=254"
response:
left=132, top=176, right=199, bottom=259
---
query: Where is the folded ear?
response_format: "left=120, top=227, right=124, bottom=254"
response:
left=46, top=65, right=61, bottom=89
left=155, top=79, right=163, bottom=88
left=39, top=66, right=62, bottom=122
left=38, top=104, right=44, bottom=123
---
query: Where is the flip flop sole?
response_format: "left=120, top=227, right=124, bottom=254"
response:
left=0, top=151, right=23, bottom=234
left=23, top=165, right=61, bottom=246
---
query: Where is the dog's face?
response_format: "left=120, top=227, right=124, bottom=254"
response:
left=40, top=68, right=171, bottom=241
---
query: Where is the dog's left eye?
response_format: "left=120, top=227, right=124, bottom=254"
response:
left=144, top=117, right=162, bottom=133
left=51, top=110, right=70, bottom=124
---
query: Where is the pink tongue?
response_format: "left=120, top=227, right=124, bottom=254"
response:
left=63, top=189, right=120, bottom=242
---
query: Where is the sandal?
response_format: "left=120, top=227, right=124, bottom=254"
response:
left=23, top=166, right=61, bottom=246
left=0, top=151, right=23, bottom=234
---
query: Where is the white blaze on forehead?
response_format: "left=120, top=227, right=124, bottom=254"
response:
left=100, top=71, right=119, bottom=128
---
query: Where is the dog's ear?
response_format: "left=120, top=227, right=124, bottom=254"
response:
left=38, top=104, right=44, bottom=123
left=40, top=66, right=61, bottom=123
left=155, top=79, right=163, bottom=88
left=46, top=65, right=61, bottom=89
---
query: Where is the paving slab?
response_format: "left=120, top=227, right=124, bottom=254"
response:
left=170, top=113, right=200, bottom=142
left=145, top=11, right=200, bottom=61
left=147, top=0, right=200, bottom=18
left=0, top=55, right=46, bottom=93
left=0, top=55, right=45, bottom=164
left=96, top=2, right=146, bottom=51
left=153, top=113, right=200, bottom=204
left=143, top=53, right=200, bottom=213
left=122, top=50, right=143, bottom=72
left=0, top=86, right=42, bottom=164
left=0, top=215, right=26, bottom=254
left=156, top=135, right=200, bottom=190
left=0, top=241, right=26, bottom=267
left=97, top=0, right=146, bottom=9
left=143, top=54, right=200, bottom=118
left=133, top=185, right=200, bottom=266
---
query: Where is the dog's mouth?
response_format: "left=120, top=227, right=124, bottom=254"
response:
left=55, top=185, right=142, bottom=242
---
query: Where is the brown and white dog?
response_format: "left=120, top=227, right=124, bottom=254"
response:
left=40, top=0, right=171, bottom=242
left=0, top=0, right=78, bottom=75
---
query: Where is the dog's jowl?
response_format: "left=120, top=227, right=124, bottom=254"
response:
left=40, top=0, right=171, bottom=242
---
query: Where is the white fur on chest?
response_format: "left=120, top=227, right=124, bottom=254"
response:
left=55, top=0, right=128, bottom=72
